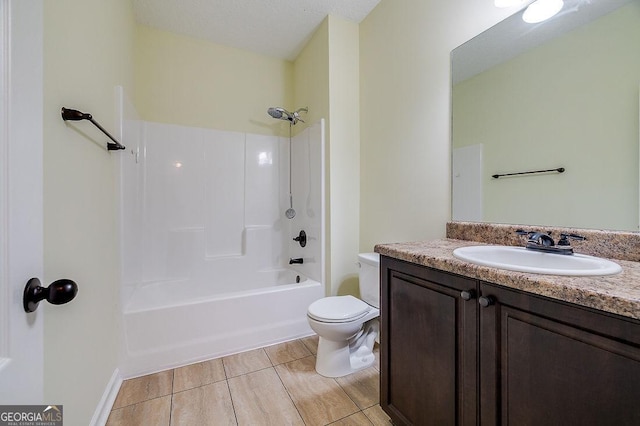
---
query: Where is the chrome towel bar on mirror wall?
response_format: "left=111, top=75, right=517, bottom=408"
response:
left=492, top=167, right=564, bottom=179
left=61, top=107, right=126, bottom=151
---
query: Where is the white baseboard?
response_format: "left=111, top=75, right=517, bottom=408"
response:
left=90, top=368, right=122, bottom=426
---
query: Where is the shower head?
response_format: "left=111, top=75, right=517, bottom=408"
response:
left=268, top=107, right=292, bottom=121
left=267, top=106, right=308, bottom=125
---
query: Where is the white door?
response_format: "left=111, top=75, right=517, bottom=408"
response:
left=0, top=0, right=44, bottom=403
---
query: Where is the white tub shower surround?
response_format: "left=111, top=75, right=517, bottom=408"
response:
left=118, top=98, right=324, bottom=377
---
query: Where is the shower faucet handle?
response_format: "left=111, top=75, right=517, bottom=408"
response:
left=293, top=230, right=307, bottom=247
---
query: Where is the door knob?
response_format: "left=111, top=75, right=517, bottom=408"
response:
left=23, top=277, right=78, bottom=313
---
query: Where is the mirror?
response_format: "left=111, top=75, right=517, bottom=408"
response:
left=451, top=0, right=640, bottom=232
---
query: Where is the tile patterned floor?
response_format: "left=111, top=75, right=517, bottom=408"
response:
left=107, top=335, right=390, bottom=425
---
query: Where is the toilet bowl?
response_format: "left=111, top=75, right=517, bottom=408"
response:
left=307, top=253, right=380, bottom=377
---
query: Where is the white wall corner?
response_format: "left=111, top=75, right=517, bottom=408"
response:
left=89, top=369, right=122, bottom=426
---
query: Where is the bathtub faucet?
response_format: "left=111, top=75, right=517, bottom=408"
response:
left=289, top=258, right=304, bottom=265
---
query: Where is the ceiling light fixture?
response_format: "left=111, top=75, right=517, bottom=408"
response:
left=522, top=0, right=564, bottom=23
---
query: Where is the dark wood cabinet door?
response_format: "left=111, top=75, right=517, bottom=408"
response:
left=381, top=257, right=478, bottom=426
left=479, top=282, right=640, bottom=426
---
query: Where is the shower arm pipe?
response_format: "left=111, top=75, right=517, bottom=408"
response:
left=61, top=107, right=126, bottom=151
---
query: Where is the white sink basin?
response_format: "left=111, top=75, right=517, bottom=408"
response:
left=452, top=245, right=622, bottom=276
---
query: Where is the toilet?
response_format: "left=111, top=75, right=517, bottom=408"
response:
left=307, top=253, right=380, bottom=377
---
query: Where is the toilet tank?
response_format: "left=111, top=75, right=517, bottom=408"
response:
left=358, top=253, right=380, bottom=308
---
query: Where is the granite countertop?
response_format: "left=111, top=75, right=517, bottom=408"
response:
left=375, top=238, right=640, bottom=321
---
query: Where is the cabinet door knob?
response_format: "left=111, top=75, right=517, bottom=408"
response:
left=460, top=289, right=476, bottom=301
left=478, top=296, right=495, bottom=307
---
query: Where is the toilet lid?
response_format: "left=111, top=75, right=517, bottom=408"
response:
left=308, top=295, right=371, bottom=323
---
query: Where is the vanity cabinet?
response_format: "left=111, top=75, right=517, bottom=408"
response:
left=479, top=281, right=640, bottom=425
left=380, top=256, right=640, bottom=426
left=380, top=257, right=478, bottom=426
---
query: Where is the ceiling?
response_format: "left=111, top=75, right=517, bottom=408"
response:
left=132, top=0, right=381, bottom=61
left=452, top=0, right=632, bottom=83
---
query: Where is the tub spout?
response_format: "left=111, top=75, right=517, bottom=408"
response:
left=289, top=258, right=303, bottom=264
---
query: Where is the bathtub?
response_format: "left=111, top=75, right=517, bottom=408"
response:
left=120, top=270, right=323, bottom=378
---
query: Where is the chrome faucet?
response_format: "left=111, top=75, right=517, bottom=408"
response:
left=527, top=232, right=556, bottom=247
left=515, top=230, right=585, bottom=255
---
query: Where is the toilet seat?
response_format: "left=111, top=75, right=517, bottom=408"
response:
left=307, top=295, right=371, bottom=323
